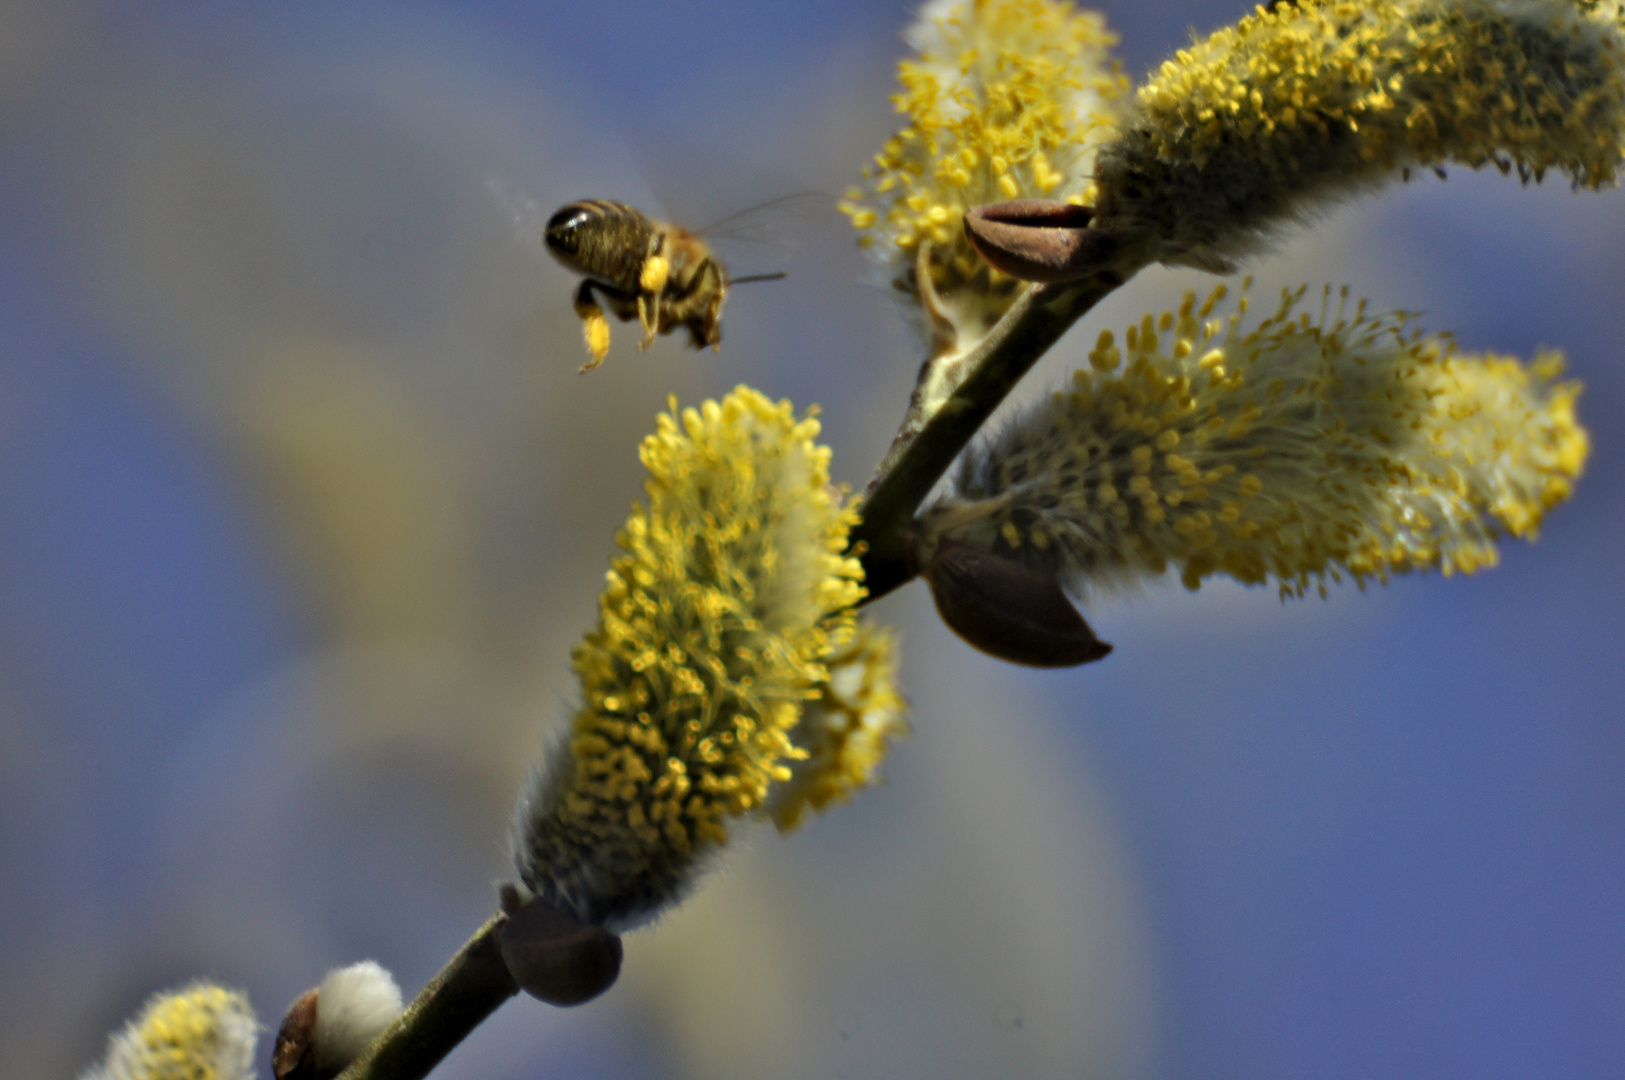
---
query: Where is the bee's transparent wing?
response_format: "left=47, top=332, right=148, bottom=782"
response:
left=487, top=175, right=553, bottom=263
left=696, top=192, right=835, bottom=279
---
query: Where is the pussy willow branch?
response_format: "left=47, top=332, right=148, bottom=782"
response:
left=852, top=261, right=1135, bottom=601
left=325, top=256, right=1138, bottom=1080
left=332, top=914, right=518, bottom=1080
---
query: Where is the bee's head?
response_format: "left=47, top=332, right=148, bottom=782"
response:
left=545, top=204, right=594, bottom=262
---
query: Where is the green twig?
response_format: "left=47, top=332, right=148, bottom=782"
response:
left=332, top=914, right=519, bottom=1080
left=852, top=265, right=1132, bottom=602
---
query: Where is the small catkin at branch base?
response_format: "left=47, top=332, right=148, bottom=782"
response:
left=275, top=961, right=405, bottom=1080
left=332, top=915, right=517, bottom=1080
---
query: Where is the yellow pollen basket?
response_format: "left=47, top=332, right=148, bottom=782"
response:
left=580, top=309, right=611, bottom=370
left=639, top=253, right=670, bottom=294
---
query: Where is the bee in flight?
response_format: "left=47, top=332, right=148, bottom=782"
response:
left=542, top=198, right=789, bottom=370
left=543, top=199, right=786, bottom=372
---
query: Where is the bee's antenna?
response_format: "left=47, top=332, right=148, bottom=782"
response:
left=726, top=272, right=788, bottom=286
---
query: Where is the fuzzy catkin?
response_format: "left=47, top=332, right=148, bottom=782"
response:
left=841, top=0, right=1125, bottom=352
left=312, top=962, right=402, bottom=1072
left=513, top=387, right=866, bottom=929
left=1092, top=0, right=1625, bottom=271
left=82, top=983, right=258, bottom=1080
left=919, top=285, right=1587, bottom=599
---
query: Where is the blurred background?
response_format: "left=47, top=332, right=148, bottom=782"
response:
left=0, top=1, right=1621, bottom=1077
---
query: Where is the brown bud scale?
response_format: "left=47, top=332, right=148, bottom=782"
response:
left=499, top=897, right=624, bottom=1007
left=924, top=538, right=1112, bottom=668
left=963, top=200, right=1117, bottom=283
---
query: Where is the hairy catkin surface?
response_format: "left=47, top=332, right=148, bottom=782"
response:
left=513, top=389, right=864, bottom=928
left=1093, top=0, right=1625, bottom=270
left=920, top=286, right=1587, bottom=599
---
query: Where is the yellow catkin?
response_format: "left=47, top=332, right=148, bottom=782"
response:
left=769, top=622, right=909, bottom=833
left=81, top=983, right=257, bottom=1080
left=1093, top=0, right=1625, bottom=270
left=919, top=284, right=1587, bottom=599
left=513, top=387, right=868, bottom=928
left=840, top=0, right=1126, bottom=350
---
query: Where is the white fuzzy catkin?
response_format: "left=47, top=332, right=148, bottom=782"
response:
left=312, top=961, right=403, bottom=1072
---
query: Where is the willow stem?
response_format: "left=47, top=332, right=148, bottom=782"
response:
left=852, top=264, right=1132, bottom=601
left=332, top=914, right=519, bottom=1080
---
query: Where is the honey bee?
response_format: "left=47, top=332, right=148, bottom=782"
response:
left=542, top=199, right=787, bottom=372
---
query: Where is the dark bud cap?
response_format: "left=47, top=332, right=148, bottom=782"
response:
left=924, top=538, right=1113, bottom=668
left=963, top=200, right=1117, bottom=283
left=272, top=988, right=320, bottom=1080
left=499, top=897, right=623, bottom=1007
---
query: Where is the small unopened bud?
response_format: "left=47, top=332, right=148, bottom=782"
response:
left=499, top=893, right=623, bottom=1007
left=923, top=538, right=1112, bottom=668
left=273, top=961, right=403, bottom=1080
left=963, top=201, right=1117, bottom=283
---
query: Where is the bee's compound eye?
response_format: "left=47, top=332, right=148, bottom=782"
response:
left=545, top=205, right=593, bottom=256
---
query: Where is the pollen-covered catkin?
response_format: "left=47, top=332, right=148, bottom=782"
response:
left=841, top=0, right=1125, bottom=355
left=918, top=285, right=1588, bottom=600
left=767, top=621, right=908, bottom=832
left=81, top=982, right=258, bottom=1080
left=512, top=387, right=867, bottom=929
left=1092, top=0, right=1625, bottom=271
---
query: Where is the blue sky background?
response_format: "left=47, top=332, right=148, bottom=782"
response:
left=1, top=2, right=1622, bottom=1078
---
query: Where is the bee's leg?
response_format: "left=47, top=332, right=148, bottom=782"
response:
left=700, top=290, right=724, bottom=351
left=635, top=253, right=670, bottom=349
left=597, top=286, right=641, bottom=323
left=573, top=281, right=612, bottom=372
left=686, top=316, right=721, bottom=351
